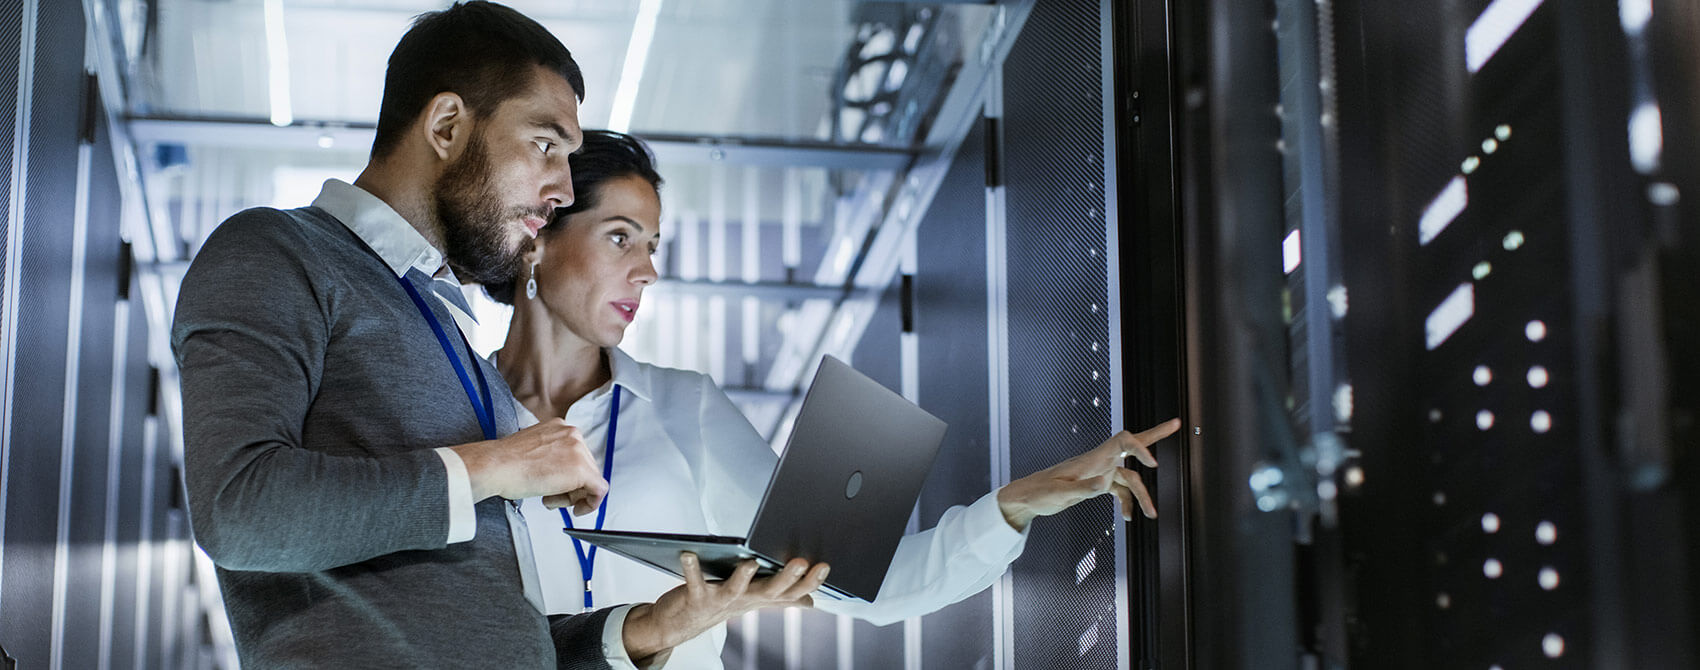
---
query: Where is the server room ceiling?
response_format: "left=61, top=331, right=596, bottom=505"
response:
left=117, top=0, right=1004, bottom=440
left=133, top=0, right=997, bottom=143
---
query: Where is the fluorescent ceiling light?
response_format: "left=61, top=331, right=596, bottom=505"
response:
left=608, top=0, right=664, bottom=133
left=1466, top=0, right=1545, bottom=73
left=264, top=0, right=292, bottom=127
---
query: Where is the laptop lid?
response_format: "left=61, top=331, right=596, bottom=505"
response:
left=743, top=355, right=948, bottom=601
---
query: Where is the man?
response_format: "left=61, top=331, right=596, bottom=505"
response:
left=171, top=3, right=825, bottom=668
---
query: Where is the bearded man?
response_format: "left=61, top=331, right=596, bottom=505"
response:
left=170, top=3, right=822, bottom=668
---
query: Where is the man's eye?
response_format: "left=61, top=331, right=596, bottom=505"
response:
left=535, top=140, right=553, bottom=155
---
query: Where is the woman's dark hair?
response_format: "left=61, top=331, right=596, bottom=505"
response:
left=484, top=130, right=663, bottom=304
left=371, top=1, right=586, bottom=160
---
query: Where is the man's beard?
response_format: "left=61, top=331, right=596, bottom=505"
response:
left=432, top=132, right=541, bottom=286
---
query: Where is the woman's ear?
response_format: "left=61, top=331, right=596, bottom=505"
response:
left=421, top=92, right=471, bottom=162
left=522, top=235, right=544, bottom=267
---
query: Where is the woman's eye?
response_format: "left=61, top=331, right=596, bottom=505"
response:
left=610, top=233, right=629, bottom=246
left=535, top=140, right=553, bottom=155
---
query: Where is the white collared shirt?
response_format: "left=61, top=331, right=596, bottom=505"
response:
left=310, top=179, right=655, bottom=670
left=516, top=348, right=1029, bottom=669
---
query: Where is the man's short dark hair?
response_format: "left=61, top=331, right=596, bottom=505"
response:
left=371, top=1, right=585, bottom=160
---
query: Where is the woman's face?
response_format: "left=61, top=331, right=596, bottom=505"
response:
left=529, top=174, right=661, bottom=348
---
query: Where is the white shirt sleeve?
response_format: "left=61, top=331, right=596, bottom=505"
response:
left=814, top=489, right=1028, bottom=625
left=435, top=447, right=477, bottom=544
left=599, top=603, right=675, bottom=670
left=693, top=374, right=778, bottom=536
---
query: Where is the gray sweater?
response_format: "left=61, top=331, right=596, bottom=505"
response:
left=172, top=206, right=614, bottom=669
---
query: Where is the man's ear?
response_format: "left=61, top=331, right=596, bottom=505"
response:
left=421, top=92, right=471, bottom=161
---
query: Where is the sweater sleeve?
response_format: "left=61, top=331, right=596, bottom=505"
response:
left=171, top=209, right=454, bottom=572
left=549, top=605, right=678, bottom=670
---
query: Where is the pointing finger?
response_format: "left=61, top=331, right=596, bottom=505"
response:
left=1131, top=418, right=1182, bottom=450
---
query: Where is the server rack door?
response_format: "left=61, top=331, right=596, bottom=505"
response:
left=0, top=0, right=83, bottom=664
left=1001, top=0, right=1135, bottom=667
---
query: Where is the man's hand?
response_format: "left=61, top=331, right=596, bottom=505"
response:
left=449, top=418, right=607, bottom=514
left=995, top=418, right=1182, bottom=531
left=621, top=553, right=830, bottom=663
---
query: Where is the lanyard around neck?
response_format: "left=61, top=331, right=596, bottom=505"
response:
left=561, top=384, right=621, bottom=609
left=395, top=274, right=496, bottom=441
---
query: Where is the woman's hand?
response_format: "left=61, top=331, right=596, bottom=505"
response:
left=621, top=552, right=830, bottom=663
left=995, top=418, right=1182, bottom=530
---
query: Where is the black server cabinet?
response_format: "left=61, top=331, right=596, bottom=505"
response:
left=1328, top=0, right=1700, bottom=667
left=1142, top=0, right=1700, bottom=667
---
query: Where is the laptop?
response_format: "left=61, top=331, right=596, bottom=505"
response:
left=563, top=355, right=948, bottom=602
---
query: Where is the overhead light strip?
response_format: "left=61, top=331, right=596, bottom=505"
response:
left=608, top=0, right=664, bottom=133
left=263, top=0, right=293, bottom=127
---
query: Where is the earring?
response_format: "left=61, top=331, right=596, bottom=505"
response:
left=524, top=260, right=539, bottom=299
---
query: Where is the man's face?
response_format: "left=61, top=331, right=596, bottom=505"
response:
left=433, top=65, right=582, bottom=286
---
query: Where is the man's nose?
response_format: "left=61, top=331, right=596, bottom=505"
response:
left=544, top=168, right=574, bottom=209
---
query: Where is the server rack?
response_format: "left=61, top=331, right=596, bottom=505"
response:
left=1132, top=0, right=1700, bottom=667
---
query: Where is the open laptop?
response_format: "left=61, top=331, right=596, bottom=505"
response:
left=563, top=355, right=948, bottom=602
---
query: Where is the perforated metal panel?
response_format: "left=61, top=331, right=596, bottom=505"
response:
left=0, top=0, right=18, bottom=654
left=0, top=0, right=82, bottom=664
left=1, top=0, right=17, bottom=279
left=1001, top=0, right=1119, bottom=666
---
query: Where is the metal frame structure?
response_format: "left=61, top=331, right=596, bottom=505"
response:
left=125, top=116, right=916, bottom=172
left=1113, top=0, right=1192, bottom=667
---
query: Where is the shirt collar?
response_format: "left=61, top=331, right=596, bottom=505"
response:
left=488, top=347, right=655, bottom=406
left=603, top=347, right=654, bottom=403
left=311, top=179, right=448, bottom=279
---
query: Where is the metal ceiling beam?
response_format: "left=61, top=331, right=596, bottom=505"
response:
left=139, top=261, right=842, bottom=302
left=651, top=278, right=845, bottom=302
left=124, top=115, right=914, bottom=170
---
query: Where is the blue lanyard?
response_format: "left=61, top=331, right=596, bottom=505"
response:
left=561, top=385, right=620, bottom=609
left=395, top=274, right=497, bottom=441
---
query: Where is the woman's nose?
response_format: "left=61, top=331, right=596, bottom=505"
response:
left=632, top=254, right=659, bottom=285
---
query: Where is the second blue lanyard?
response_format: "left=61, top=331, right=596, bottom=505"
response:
left=561, top=385, right=621, bottom=609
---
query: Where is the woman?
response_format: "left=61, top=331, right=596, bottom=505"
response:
left=489, top=130, right=1177, bottom=667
